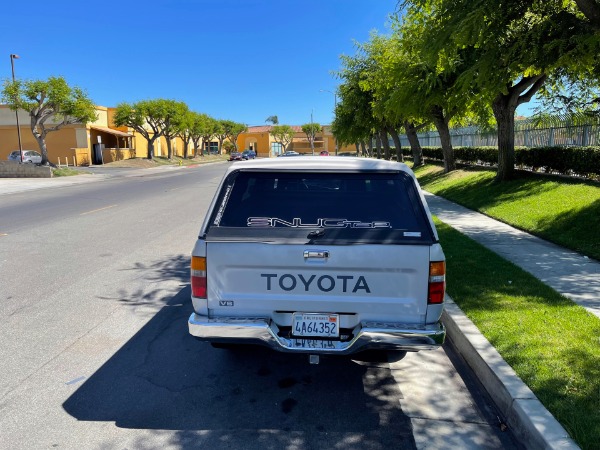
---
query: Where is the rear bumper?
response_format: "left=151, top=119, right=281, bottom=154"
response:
left=188, top=313, right=445, bottom=354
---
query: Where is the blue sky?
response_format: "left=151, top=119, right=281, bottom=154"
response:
left=2, top=0, right=536, bottom=127
left=2, top=0, right=398, bottom=127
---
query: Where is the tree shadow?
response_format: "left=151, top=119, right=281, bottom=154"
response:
left=534, top=198, right=600, bottom=260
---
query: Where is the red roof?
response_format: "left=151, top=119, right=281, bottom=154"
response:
left=246, top=125, right=304, bottom=133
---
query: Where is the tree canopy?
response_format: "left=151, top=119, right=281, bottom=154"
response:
left=301, top=122, right=321, bottom=155
left=270, top=125, right=295, bottom=152
left=2, top=76, right=97, bottom=165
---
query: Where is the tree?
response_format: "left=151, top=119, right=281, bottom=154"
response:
left=214, top=120, right=229, bottom=154
left=160, top=100, right=189, bottom=159
left=2, top=76, right=97, bottom=165
left=113, top=99, right=170, bottom=159
left=226, top=121, right=248, bottom=151
left=301, top=122, right=321, bottom=155
left=271, top=125, right=295, bottom=152
left=175, top=109, right=195, bottom=159
left=332, top=53, right=377, bottom=155
left=198, top=114, right=218, bottom=155
left=265, top=115, right=279, bottom=125
left=401, top=0, right=599, bottom=180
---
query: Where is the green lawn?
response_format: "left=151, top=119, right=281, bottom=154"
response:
left=414, top=165, right=600, bottom=260
left=436, top=218, right=600, bottom=449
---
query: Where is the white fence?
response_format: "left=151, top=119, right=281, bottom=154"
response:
left=399, top=120, right=600, bottom=148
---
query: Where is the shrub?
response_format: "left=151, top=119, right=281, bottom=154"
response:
left=416, top=146, right=600, bottom=178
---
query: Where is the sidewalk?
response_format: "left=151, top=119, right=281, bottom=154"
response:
left=424, top=192, right=600, bottom=320
left=0, top=165, right=185, bottom=196
left=424, top=191, right=596, bottom=450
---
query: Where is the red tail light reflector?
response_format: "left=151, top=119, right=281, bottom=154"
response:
left=191, top=256, right=207, bottom=298
left=428, top=261, right=446, bottom=304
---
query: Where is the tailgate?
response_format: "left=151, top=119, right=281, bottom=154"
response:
left=207, top=242, right=430, bottom=323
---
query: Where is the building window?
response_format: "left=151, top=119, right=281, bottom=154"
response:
left=204, top=141, right=219, bottom=154
left=271, top=142, right=282, bottom=155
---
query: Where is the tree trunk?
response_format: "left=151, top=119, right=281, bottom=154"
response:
left=354, top=142, right=360, bottom=156
left=360, top=141, right=367, bottom=157
left=375, top=133, right=382, bottom=159
left=492, top=94, right=518, bottom=181
left=33, top=134, right=49, bottom=165
left=492, top=74, right=547, bottom=181
left=166, top=138, right=173, bottom=159
left=388, top=127, right=403, bottom=162
left=380, top=130, right=391, bottom=160
left=404, top=121, right=423, bottom=167
left=366, top=138, right=373, bottom=157
left=147, top=138, right=155, bottom=160
left=183, top=140, right=189, bottom=159
left=430, top=105, right=455, bottom=173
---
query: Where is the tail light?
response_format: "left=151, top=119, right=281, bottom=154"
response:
left=428, top=261, right=446, bottom=304
left=191, top=256, right=207, bottom=298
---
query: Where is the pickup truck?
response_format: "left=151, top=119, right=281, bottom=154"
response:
left=188, top=157, right=446, bottom=363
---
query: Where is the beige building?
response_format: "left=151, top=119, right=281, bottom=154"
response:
left=1, top=104, right=355, bottom=165
left=237, top=125, right=355, bottom=157
left=0, top=105, right=204, bottom=166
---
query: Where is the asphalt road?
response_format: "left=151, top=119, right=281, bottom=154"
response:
left=0, top=163, right=520, bottom=449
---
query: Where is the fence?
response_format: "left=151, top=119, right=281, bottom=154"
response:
left=398, top=116, right=600, bottom=148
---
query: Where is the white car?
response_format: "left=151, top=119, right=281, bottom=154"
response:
left=8, top=150, right=42, bottom=164
left=188, top=157, right=446, bottom=362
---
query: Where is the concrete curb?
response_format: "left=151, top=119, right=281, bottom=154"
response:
left=442, top=297, right=580, bottom=450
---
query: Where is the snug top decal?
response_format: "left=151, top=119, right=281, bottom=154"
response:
left=247, top=217, right=392, bottom=229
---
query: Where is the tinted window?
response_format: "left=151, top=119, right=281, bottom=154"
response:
left=208, top=171, right=434, bottom=243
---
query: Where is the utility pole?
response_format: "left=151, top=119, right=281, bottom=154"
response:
left=10, top=54, right=23, bottom=162
left=310, top=109, right=314, bottom=155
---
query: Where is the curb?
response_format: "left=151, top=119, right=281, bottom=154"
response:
left=442, top=297, right=579, bottom=450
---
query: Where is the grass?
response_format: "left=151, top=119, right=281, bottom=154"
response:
left=436, top=217, right=600, bottom=449
left=52, top=167, right=85, bottom=177
left=413, top=164, right=600, bottom=261
left=102, top=154, right=229, bottom=168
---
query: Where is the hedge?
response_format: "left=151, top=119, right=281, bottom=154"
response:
left=408, top=146, right=600, bottom=178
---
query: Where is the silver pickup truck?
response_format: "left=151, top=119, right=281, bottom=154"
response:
left=188, top=157, right=446, bottom=362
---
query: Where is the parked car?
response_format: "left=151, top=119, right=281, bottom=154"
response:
left=242, top=150, right=256, bottom=160
left=277, top=151, right=300, bottom=157
left=228, top=152, right=243, bottom=161
left=7, top=150, right=42, bottom=164
left=188, top=157, right=446, bottom=364
left=319, top=150, right=330, bottom=156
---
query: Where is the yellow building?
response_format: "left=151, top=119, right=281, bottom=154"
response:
left=1, top=104, right=353, bottom=165
left=236, top=125, right=355, bottom=157
left=0, top=104, right=207, bottom=166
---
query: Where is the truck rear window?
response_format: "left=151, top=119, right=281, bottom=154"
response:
left=206, top=171, right=435, bottom=244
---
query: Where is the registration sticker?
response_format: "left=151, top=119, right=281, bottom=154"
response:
left=292, top=313, right=339, bottom=338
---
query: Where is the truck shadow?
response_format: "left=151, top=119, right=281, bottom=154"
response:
left=63, top=283, right=417, bottom=449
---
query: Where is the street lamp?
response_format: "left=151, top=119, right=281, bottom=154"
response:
left=319, top=89, right=338, bottom=155
left=10, top=54, right=23, bottom=163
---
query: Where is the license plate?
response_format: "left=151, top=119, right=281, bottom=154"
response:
left=292, top=313, right=339, bottom=338
left=293, top=339, right=337, bottom=350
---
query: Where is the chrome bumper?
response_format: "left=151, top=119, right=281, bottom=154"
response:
left=188, top=313, right=445, bottom=354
